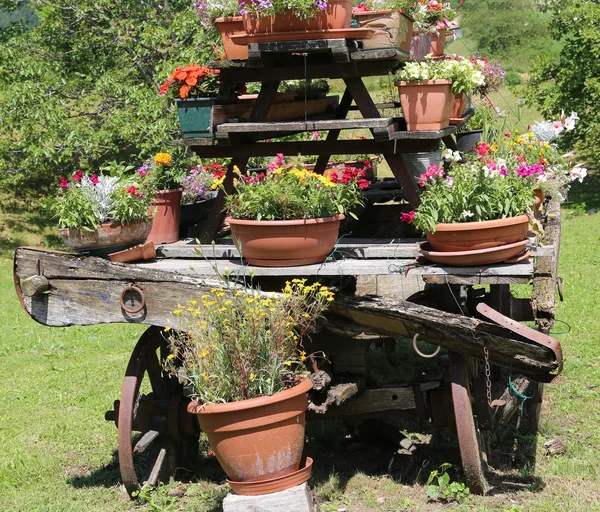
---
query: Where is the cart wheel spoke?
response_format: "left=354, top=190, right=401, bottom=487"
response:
left=116, top=326, right=200, bottom=499
left=449, top=351, right=490, bottom=495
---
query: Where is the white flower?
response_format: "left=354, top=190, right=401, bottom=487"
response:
left=446, top=177, right=454, bottom=188
left=552, top=120, right=564, bottom=137
left=462, top=210, right=474, bottom=218
left=442, top=149, right=461, bottom=163
left=570, top=164, right=587, bottom=183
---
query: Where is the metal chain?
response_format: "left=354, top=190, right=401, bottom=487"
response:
left=484, top=345, right=493, bottom=408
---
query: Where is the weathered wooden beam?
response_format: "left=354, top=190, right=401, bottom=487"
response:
left=216, top=117, right=393, bottom=135
left=20, top=275, right=50, bottom=296
left=328, top=294, right=560, bottom=379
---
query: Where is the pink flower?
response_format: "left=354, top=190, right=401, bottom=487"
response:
left=418, top=163, right=445, bottom=187
left=476, top=142, right=490, bottom=157
left=399, top=211, right=415, bottom=224
left=90, top=174, right=99, bottom=185
left=311, top=131, right=320, bottom=140
left=59, top=177, right=69, bottom=188
left=127, top=186, right=137, bottom=195
left=72, top=170, right=83, bottom=182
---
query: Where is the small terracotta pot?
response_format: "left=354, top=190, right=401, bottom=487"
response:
left=59, top=219, right=153, bottom=257
left=426, top=214, right=531, bottom=252
left=241, top=0, right=352, bottom=34
left=353, top=10, right=413, bottom=53
left=108, top=241, right=156, bottom=263
left=188, top=379, right=313, bottom=484
left=146, top=188, right=183, bottom=245
left=451, top=92, right=466, bottom=119
left=227, top=215, right=343, bottom=267
left=396, top=79, right=453, bottom=131
left=410, top=28, right=446, bottom=60
left=215, top=17, right=248, bottom=60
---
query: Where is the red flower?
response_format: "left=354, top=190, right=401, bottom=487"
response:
left=399, top=211, right=415, bottom=224
left=59, top=177, right=69, bottom=188
left=72, top=170, right=83, bottom=182
left=127, top=186, right=137, bottom=195
left=90, top=174, right=99, bottom=185
left=358, top=179, right=370, bottom=189
left=476, top=142, right=490, bottom=157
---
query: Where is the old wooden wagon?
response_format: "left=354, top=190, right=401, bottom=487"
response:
left=13, top=38, right=563, bottom=500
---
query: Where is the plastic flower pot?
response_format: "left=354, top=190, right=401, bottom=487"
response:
left=146, top=188, right=183, bottom=245
left=176, top=98, right=220, bottom=138
left=58, top=220, right=153, bottom=258
left=410, top=28, right=446, bottom=60
left=215, top=17, right=248, bottom=60
left=240, top=0, right=352, bottom=34
left=353, top=10, right=413, bottom=53
left=400, top=150, right=443, bottom=186
left=396, top=79, right=453, bottom=131
left=187, top=378, right=313, bottom=486
left=456, top=130, right=483, bottom=154
left=227, top=215, right=343, bottom=267
left=426, top=214, right=531, bottom=252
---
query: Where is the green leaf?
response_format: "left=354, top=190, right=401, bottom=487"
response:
left=426, top=486, right=440, bottom=499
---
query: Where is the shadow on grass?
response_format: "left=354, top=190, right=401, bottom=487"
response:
left=567, top=166, right=600, bottom=210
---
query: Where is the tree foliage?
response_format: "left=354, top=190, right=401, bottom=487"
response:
left=526, top=0, right=600, bottom=164
left=0, top=0, right=218, bottom=195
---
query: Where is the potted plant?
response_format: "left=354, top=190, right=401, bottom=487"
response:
left=142, top=152, right=189, bottom=244
left=159, top=64, right=245, bottom=138
left=436, top=55, right=486, bottom=121
left=193, top=0, right=248, bottom=60
left=224, top=166, right=366, bottom=266
left=407, top=0, right=457, bottom=60
left=179, top=162, right=225, bottom=237
left=399, top=146, right=544, bottom=264
left=51, top=170, right=154, bottom=258
left=352, top=0, right=414, bottom=53
left=238, top=0, right=353, bottom=35
left=394, top=58, right=454, bottom=131
left=164, top=280, right=333, bottom=491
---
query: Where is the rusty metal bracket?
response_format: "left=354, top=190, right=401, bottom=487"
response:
left=120, top=283, right=146, bottom=314
left=476, top=302, right=563, bottom=379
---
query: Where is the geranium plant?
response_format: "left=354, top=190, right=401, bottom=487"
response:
left=51, top=171, right=153, bottom=229
left=224, top=165, right=366, bottom=221
left=164, top=280, right=333, bottom=402
left=407, top=0, right=457, bottom=33
left=159, top=64, right=245, bottom=100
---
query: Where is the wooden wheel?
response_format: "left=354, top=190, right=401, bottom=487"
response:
left=106, top=326, right=200, bottom=498
left=449, top=351, right=490, bottom=495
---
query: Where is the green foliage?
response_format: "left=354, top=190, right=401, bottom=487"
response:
left=505, top=69, right=523, bottom=86
left=525, top=0, right=600, bottom=165
left=426, top=463, right=471, bottom=503
left=165, top=280, right=333, bottom=403
left=0, top=0, right=218, bottom=195
left=225, top=167, right=365, bottom=221
left=459, top=0, right=557, bottom=66
left=279, top=79, right=330, bottom=100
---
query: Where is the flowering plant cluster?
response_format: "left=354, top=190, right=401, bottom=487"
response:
left=159, top=64, right=245, bottom=100
left=225, top=165, right=366, bottom=221
left=397, top=56, right=485, bottom=95
left=136, top=152, right=189, bottom=192
left=193, top=0, right=240, bottom=27
left=239, top=0, right=329, bottom=19
left=326, top=166, right=370, bottom=189
left=352, top=0, right=413, bottom=13
left=408, top=0, right=457, bottom=33
left=469, top=57, right=505, bottom=97
left=51, top=171, right=153, bottom=229
left=181, top=162, right=226, bottom=204
left=164, top=280, right=333, bottom=402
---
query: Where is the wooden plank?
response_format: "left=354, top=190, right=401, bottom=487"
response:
left=350, top=47, right=408, bottom=61
left=216, top=117, right=393, bottom=135
left=390, top=125, right=457, bottom=139
left=328, top=294, right=560, bottom=379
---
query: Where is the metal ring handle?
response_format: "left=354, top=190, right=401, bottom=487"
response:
left=120, top=283, right=145, bottom=314
left=412, top=333, right=441, bottom=359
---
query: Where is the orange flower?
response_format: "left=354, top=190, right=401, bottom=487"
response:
left=154, top=153, right=172, bottom=165
left=180, top=84, right=191, bottom=99
left=186, top=76, right=198, bottom=87
left=175, top=68, right=187, bottom=81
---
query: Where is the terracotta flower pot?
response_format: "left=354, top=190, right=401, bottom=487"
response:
left=227, top=215, right=343, bottom=267
left=451, top=91, right=466, bottom=119
left=241, top=0, right=352, bottom=34
left=108, top=241, right=156, bottom=263
left=146, top=188, right=183, bottom=245
left=426, top=214, right=531, bottom=252
left=353, top=10, right=413, bottom=53
left=215, top=16, right=248, bottom=60
left=59, top=219, right=153, bottom=258
left=187, top=379, right=313, bottom=484
left=410, top=28, right=446, bottom=60
left=396, top=79, right=453, bottom=131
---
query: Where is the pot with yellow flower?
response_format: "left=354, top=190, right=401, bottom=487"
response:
left=223, top=165, right=367, bottom=267
left=142, top=152, right=190, bottom=244
left=159, top=64, right=245, bottom=138
left=51, top=170, right=154, bottom=258
left=165, top=280, right=334, bottom=493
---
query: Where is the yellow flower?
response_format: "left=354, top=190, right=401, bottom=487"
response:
left=284, top=361, right=292, bottom=367
left=167, top=353, right=176, bottom=360
left=188, top=300, right=197, bottom=306
left=154, top=152, right=172, bottom=165
left=200, top=349, right=209, bottom=358
left=249, top=372, right=256, bottom=381
left=272, top=168, right=282, bottom=175
left=164, top=326, right=171, bottom=332
left=173, top=309, right=182, bottom=316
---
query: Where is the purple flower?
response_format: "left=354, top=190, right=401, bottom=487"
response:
left=314, top=0, right=328, bottom=10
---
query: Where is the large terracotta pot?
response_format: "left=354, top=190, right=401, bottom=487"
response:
left=396, top=79, right=453, bottom=131
left=353, top=10, right=413, bottom=53
left=146, top=188, right=183, bottom=245
left=215, top=16, right=248, bottom=60
left=59, top=219, right=153, bottom=258
left=241, top=0, right=352, bottom=34
left=227, top=215, right=343, bottom=267
left=451, top=91, right=466, bottom=120
left=426, top=214, right=531, bottom=252
left=188, top=379, right=313, bottom=484
left=410, top=28, right=446, bottom=60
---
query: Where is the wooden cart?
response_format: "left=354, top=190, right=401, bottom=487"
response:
left=13, top=38, right=563, bottom=499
